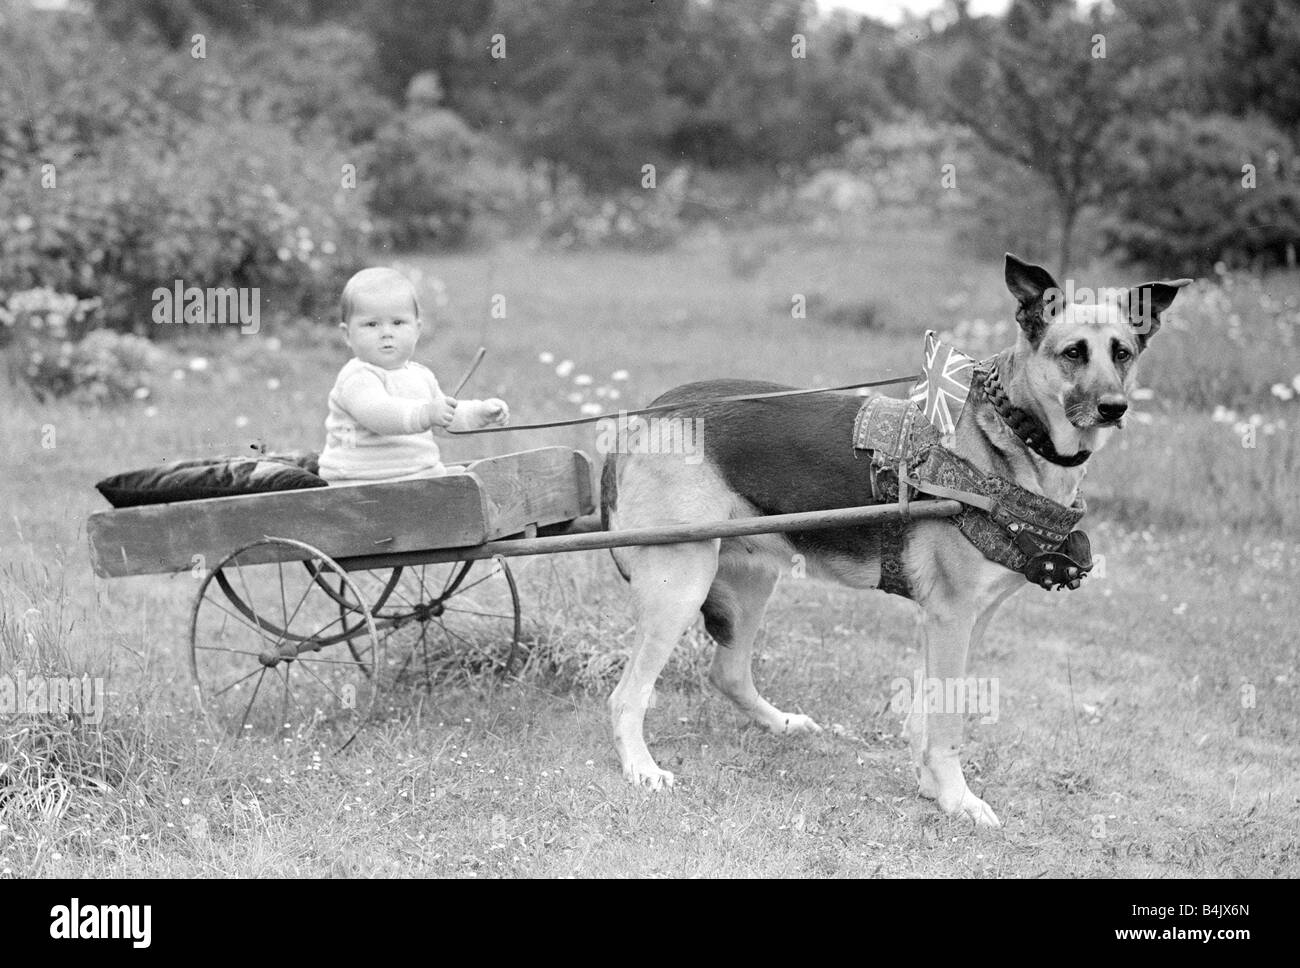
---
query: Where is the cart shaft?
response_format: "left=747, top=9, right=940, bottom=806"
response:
left=337, top=500, right=964, bottom=570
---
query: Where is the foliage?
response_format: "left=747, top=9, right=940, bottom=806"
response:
left=1, top=288, right=162, bottom=404
left=538, top=169, right=688, bottom=251
left=223, top=23, right=397, bottom=146
left=0, top=122, right=371, bottom=333
left=359, top=0, right=495, bottom=104
left=1101, top=113, right=1300, bottom=275
left=802, top=116, right=975, bottom=217
left=941, top=1, right=1174, bottom=275
left=1208, top=0, right=1300, bottom=136
left=368, top=74, right=528, bottom=250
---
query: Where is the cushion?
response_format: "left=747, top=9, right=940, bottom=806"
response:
left=96, top=453, right=327, bottom=508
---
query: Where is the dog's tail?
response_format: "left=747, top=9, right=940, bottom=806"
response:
left=599, top=454, right=631, bottom=582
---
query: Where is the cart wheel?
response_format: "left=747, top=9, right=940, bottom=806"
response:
left=330, top=555, right=523, bottom=685
left=189, top=537, right=383, bottom=736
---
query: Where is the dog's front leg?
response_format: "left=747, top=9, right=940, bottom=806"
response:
left=906, top=605, right=1001, bottom=827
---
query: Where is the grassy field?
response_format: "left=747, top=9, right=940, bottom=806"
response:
left=2, top=215, right=1298, bottom=877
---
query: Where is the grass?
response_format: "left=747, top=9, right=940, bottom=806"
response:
left=2, top=213, right=1298, bottom=877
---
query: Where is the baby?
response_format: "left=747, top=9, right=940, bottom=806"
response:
left=318, top=267, right=509, bottom=484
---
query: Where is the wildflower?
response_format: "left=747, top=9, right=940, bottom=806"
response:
left=267, top=378, right=281, bottom=390
left=611, top=369, right=629, bottom=381
left=1130, top=387, right=1155, bottom=402
left=574, top=374, right=593, bottom=386
left=580, top=402, right=602, bottom=416
left=235, top=415, right=249, bottom=428
left=133, top=386, right=150, bottom=400
left=188, top=357, right=209, bottom=372
left=556, top=360, right=575, bottom=377
left=566, top=392, right=583, bottom=404
left=539, top=351, right=555, bottom=364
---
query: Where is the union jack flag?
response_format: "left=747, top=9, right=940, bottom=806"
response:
left=910, top=330, right=975, bottom=434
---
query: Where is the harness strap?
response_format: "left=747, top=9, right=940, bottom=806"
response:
left=448, top=374, right=922, bottom=435
left=897, top=472, right=995, bottom=513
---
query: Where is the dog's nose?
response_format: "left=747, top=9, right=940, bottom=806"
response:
left=1097, top=397, right=1128, bottom=422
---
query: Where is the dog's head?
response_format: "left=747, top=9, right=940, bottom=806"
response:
left=1003, top=254, right=1191, bottom=452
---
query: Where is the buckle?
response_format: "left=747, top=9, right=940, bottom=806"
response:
left=1023, top=530, right=1093, bottom=590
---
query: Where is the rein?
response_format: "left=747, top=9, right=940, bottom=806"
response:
left=445, top=374, right=921, bottom=435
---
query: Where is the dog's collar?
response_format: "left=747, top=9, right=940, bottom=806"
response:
left=977, top=359, right=1091, bottom=468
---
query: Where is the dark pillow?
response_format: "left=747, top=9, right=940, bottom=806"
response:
left=96, top=454, right=327, bottom=508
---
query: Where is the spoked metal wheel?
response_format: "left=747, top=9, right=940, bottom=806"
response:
left=329, top=555, right=523, bottom=687
left=189, top=537, right=383, bottom=737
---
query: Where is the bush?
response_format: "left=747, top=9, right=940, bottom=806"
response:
left=1101, top=112, right=1300, bottom=275
left=538, top=168, right=688, bottom=251
left=225, top=24, right=397, bottom=146
left=0, top=121, right=372, bottom=333
left=822, top=116, right=976, bottom=216
left=368, top=73, right=527, bottom=250
left=1, top=288, right=162, bottom=404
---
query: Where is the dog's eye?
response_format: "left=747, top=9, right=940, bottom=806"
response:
left=1061, top=344, right=1084, bottom=361
left=1114, top=345, right=1132, bottom=363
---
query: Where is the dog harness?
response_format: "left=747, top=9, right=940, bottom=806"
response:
left=853, top=362, right=1094, bottom=600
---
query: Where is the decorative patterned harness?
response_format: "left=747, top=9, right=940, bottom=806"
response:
left=852, top=361, right=1095, bottom=600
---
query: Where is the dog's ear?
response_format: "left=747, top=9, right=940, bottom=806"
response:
left=1004, top=254, right=1061, bottom=347
left=1127, top=278, right=1192, bottom=350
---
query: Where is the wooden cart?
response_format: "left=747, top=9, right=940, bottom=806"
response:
left=88, top=446, right=961, bottom=736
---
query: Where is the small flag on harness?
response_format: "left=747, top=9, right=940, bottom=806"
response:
left=910, top=330, right=975, bottom=434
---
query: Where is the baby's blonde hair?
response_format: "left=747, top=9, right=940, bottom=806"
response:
left=340, top=267, right=421, bottom=324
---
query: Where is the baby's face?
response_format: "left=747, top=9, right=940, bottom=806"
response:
left=341, top=285, right=422, bottom=369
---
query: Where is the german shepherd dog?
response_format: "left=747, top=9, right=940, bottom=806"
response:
left=600, top=255, right=1190, bottom=826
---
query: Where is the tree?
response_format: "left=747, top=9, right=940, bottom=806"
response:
left=1101, top=113, right=1300, bottom=274
left=1209, top=0, right=1300, bottom=137
left=942, top=2, right=1166, bottom=276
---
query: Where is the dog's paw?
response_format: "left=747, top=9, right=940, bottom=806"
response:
left=940, top=788, right=1001, bottom=828
left=623, top=761, right=675, bottom=791
left=773, top=712, right=823, bottom=735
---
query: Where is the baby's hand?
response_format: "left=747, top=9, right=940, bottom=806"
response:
left=424, top=396, right=457, bottom=429
left=483, top=398, right=509, bottom=425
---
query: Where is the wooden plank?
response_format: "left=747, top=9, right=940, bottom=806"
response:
left=337, top=500, right=966, bottom=570
left=462, top=446, right=593, bottom=538
left=572, top=450, right=596, bottom=515
left=88, top=447, right=596, bottom=579
left=88, top=474, right=492, bottom=578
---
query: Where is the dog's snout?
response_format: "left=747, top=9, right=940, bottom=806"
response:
left=1097, top=397, right=1128, bottom=422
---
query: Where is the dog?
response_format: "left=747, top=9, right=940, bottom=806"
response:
left=600, top=254, right=1190, bottom=826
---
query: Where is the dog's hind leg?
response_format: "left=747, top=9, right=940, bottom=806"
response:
left=704, top=551, right=822, bottom=736
left=610, top=540, right=719, bottom=790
